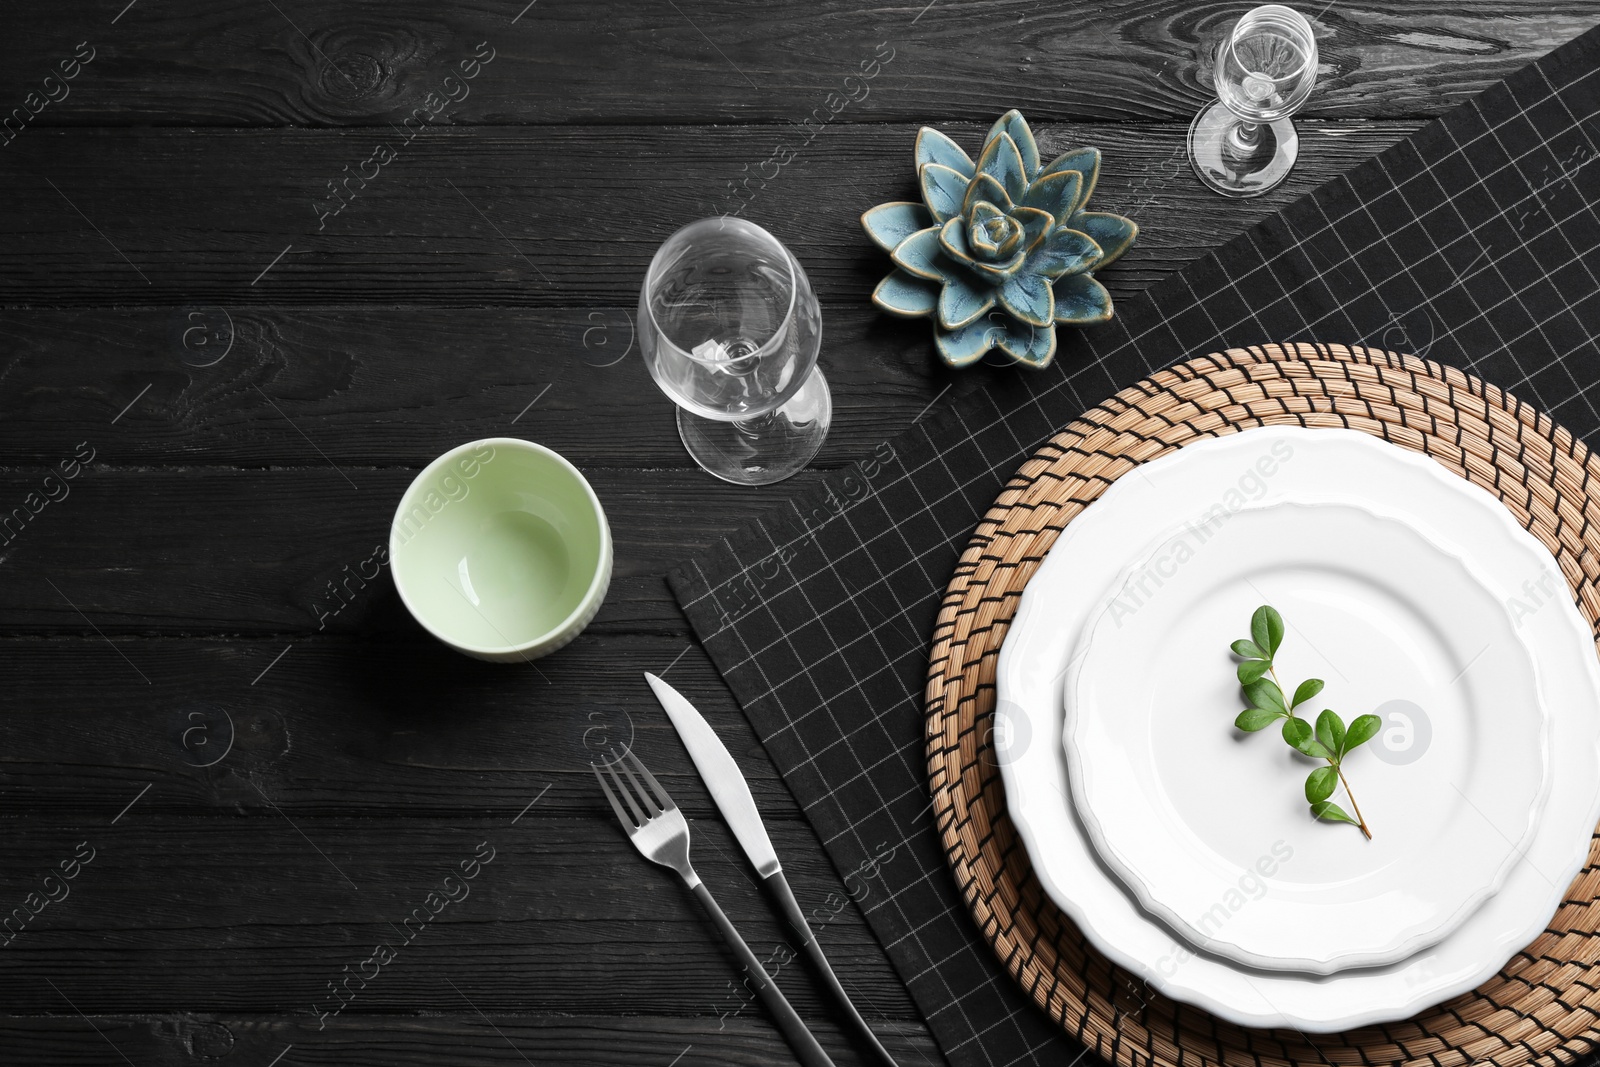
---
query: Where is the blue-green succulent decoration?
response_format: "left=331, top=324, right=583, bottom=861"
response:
left=861, top=110, right=1137, bottom=370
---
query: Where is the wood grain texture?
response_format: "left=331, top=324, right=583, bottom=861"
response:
left=0, top=1014, right=941, bottom=1067
left=0, top=467, right=869, bottom=631
left=0, top=306, right=1008, bottom=468
left=0, top=121, right=1415, bottom=307
left=0, top=1, right=1584, bottom=126
left=0, top=813, right=921, bottom=1018
left=0, top=632, right=791, bottom=816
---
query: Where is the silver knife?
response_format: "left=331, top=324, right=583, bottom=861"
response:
left=645, top=672, right=899, bottom=1067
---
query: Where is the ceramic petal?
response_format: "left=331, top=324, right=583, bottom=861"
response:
left=965, top=247, right=1028, bottom=283
left=934, top=317, right=1001, bottom=368
left=992, top=221, right=1022, bottom=258
left=977, top=132, right=1028, bottom=207
left=915, top=126, right=976, bottom=179
left=861, top=202, right=935, bottom=253
left=1027, top=227, right=1103, bottom=280
left=1067, top=210, right=1138, bottom=268
left=985, top=109, right=1041, bottom=180
left=1053, top=272, right=1114, bottom=324
left=1040, top=147, right=1100, bottom=214
left=938, top=272, right=995, bottom=330
left=999, top=270, right=1054, bottom=327
left=891, top=226, right=947, bottom=280
left=938, top=217, right=977, bottom=266
left=970, top=201, right=1008, bottom=229
left=962, top=173, right=1013, bottom=217
left=970, top=202, right=1022, bottom=259
left=1010, top=205, right=1056, bottom=253
left=872, top=268, right=940, bottom=318
left=1022, top=170, right=1084, bottom=227
left=969, top=220, right=1002, bottom=258
left=997, top=317, right=1058, bottom=368
left=919, top=163, right=970, bottom=224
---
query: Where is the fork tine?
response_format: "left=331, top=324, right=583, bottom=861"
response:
left=592, top=763, right=637, bottom=829
left=612, top=748, right=661, bottom=815
left=623, top=747, right=678, bottom=813
left=600, top=756, right=648, bottom=826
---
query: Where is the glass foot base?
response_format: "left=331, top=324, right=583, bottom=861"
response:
left=1188, top=101, right=1299, bottom=198
left=677, top=367, right=831, bottom=486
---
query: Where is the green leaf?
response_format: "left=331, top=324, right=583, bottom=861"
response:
left=1235, top=707, right=1280, bottom=732
left=1281, top=717, right=1330, bottom=759
left=1263, top=606, right=1285, bottom=655
left=1250, top=607, right=1272, bottom=655
left=1316, top=709, right=1346, bottom=756
left=1291, top=678, right=1324, bottom=709
left=1344, top=714, right=1382, bottom=752
left=1251, top=605, right=1285, bottom=657
left=1236, top=659, right=1271, bottom=684
left=1243, top=679, right=1287, bottom=714
left=1230, top=639, right=1265, bottom=661
left=1281, top=716, right=1311, bottom=749
left=1311, top=800, right=1358, bottom=826
left=1304, top=766, right=1338, bottom=803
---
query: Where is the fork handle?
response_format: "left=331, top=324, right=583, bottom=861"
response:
left=765, top=870, right=899, bottom=1067
left=690, top=880, right=837, bottom=1067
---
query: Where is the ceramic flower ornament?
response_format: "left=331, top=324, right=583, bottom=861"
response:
left=861, top=110, right=1137, bottom=369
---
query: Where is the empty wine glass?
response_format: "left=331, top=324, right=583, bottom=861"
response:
left=1188, top=4, right=1319, bottom=198
left=639, top=218, right=830, bottom=486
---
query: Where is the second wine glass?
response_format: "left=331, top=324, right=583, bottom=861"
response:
left=1188, top=4, right=1319, bottom=198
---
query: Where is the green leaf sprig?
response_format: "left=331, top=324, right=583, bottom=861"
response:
left=1231, top=606, right=1381, bottom=839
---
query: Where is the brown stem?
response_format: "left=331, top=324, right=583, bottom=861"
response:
left=1335, top=765, right=1373, bottom=840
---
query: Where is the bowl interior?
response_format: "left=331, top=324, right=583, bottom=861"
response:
left=392, top=442, right=604, bottom=651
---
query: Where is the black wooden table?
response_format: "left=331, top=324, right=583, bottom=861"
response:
left=0, top=3, right=1589, bottom=1064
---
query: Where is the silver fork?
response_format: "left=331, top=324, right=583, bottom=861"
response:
left=594, top=748, right=837, bottom=1067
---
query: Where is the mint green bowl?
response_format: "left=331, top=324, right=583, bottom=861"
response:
left=389, top=438, right=612, bottom=662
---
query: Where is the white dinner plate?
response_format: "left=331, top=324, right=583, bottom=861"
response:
left=994, top=426, right=1600, bottom=1031
left=1064, top=500, right=1550, bottom=975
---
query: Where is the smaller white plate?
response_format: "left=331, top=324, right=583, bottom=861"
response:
left=1064, top=500, right=1552, bottom=975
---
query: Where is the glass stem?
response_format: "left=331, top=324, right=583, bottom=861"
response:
left=732, top=411, right=777, bottom=439
left=1231, top=120, right=1261, bottom=150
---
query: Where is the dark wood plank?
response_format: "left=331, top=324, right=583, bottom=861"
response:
left=0, top=632, right=814, bottom=818
left=0, top=1, right=1583, bottom=127
left=0, top=467, right=887, bottom=633
left=0, top=812, right=923, bottom=1023
left=0, top=305, right=1009, bottom=468
left=0, top=120, right=1417, bottom=306
left=0, top=1013, right=942, bottom=1066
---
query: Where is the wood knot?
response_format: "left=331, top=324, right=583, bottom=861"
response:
left=184, top=1020, right=234, bottom=1059
left=319, top=49, right=387, bottom=99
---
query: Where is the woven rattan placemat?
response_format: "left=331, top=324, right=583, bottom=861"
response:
left=926, top=341, right=1600, bottom=1067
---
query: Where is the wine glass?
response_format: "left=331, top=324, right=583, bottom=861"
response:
left=1188, top=4, right=1319, bottom=198
left=639, top=217, right=830, bottom=486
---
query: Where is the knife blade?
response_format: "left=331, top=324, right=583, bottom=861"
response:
left=644, top=672, right=899, bottom=1067
left=645, top=671, right=781, bottom=876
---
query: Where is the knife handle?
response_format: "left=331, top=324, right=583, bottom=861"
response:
left=689, top=880, right=837, bottom=1067
left=765, top=869, right=900, bottom=1067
